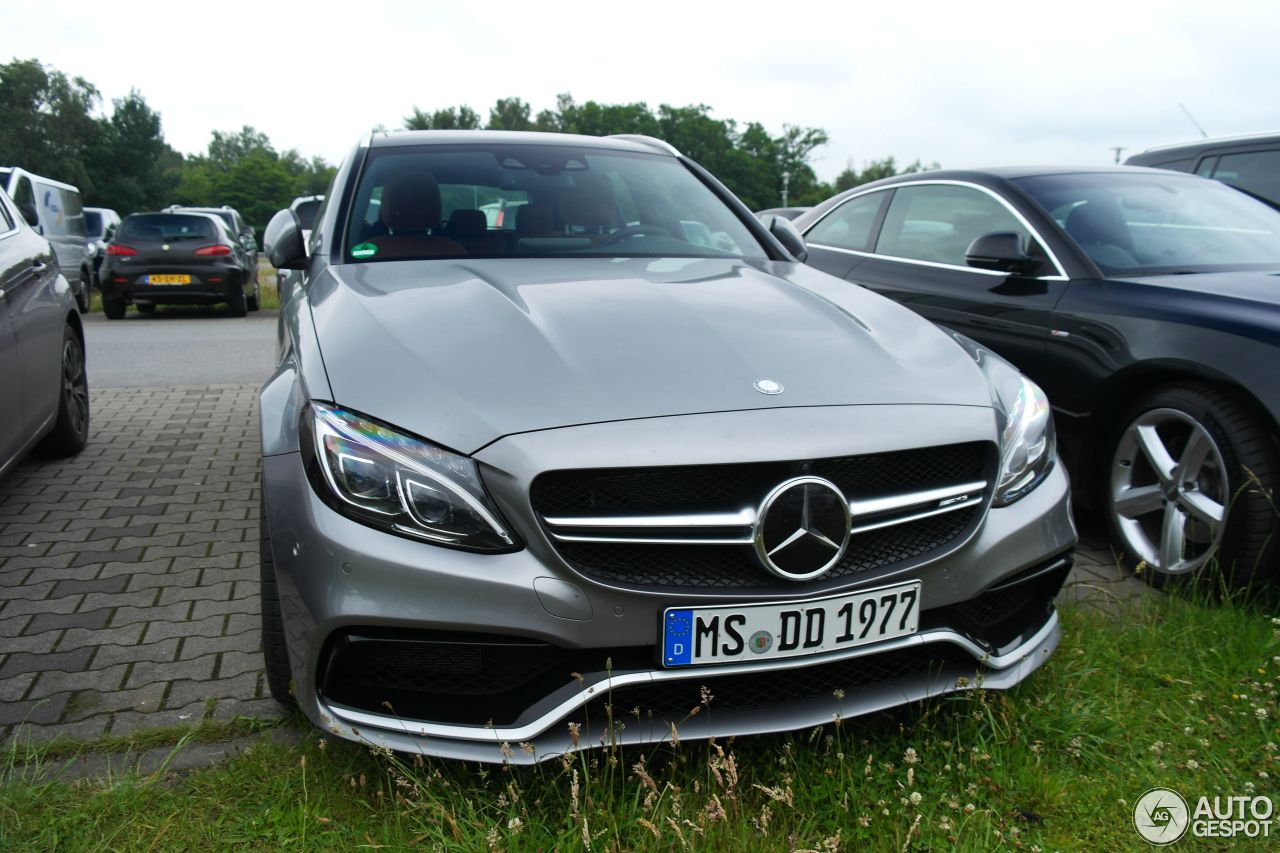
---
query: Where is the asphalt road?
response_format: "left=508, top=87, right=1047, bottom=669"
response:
left=83, top=309, right=278, bottom=388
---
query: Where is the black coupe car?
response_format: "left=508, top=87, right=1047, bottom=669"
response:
left=792, top=166, right=1280, bottom=587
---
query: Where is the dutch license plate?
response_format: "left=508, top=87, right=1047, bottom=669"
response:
left=661, top=581, right=920, bottom=667
left=147, top=274, right=190, bottom=285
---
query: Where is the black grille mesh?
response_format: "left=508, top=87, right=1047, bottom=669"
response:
left=531, top=443, right=988, bottom=516
left=531, top=442, right=990, bottom=592
left=555, top=506, right=978, bottom=590
left=572, top=646, right=969, bottom=722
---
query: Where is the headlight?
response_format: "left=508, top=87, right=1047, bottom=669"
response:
left=993, top=375, right=1055, bottom=505
left=301, top=402, right=518, bottom=552
left=948, top=332, right=1055, bottom=506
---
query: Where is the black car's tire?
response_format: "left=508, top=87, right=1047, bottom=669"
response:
left=246, top=278, right=260, bottom=312
left=102, top=297, right=126, bottom=320
left=75, top=269, right=90, bottom=314
left=227, top=286, right=248, bottom=318
left=260, top=494, right=296, bottom=707
left=135, top=303, right=156, bottom=314
left=1104, top=383, right=1277, bottom=589
left=35, top=325, right=90, bottom=457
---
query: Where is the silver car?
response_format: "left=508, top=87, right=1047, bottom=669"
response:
left=259, top=130, right=1075, bottom=763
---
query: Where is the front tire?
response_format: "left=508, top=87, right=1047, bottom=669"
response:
left=35, top=325, right=90, bottom=457
left=227, top=285, right=247, bottom=318
left=1105, top=383, right=1277, bottom=588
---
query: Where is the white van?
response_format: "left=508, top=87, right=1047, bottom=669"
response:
left=0, top=167, right=91, bottom=312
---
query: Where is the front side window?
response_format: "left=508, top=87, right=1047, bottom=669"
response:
left=805, top=191, right=887, bottom=251
left=343, top=144, right=767, bottom=262
left=1015, top=172, right=1280, bottom=274
left=874, top=184, right=1031, bottom=267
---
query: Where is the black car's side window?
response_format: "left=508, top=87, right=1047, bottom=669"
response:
left=1212, top=150, right=1280, bottom=208
left=805, top=191, right=887, bottom=252
left=874, top=185, right=1030, bottom=268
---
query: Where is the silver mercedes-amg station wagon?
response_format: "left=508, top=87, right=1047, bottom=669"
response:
left=259, top=131, right=1075, bottom=763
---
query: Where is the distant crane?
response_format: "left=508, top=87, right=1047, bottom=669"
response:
left=1110, top=147, right=1127, bottom=164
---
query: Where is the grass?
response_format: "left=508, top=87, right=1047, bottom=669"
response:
left=84, top=258, right=280, bottom=315
left=2, top=592, right=1276, bottom=851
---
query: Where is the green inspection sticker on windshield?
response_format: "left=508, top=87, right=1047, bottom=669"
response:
left=351, top=242, right=378, bottom=259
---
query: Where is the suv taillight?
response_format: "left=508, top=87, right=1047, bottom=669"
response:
left=106, top=244, right=137, bottom=256
left=194, top=245, right=232, bottom=257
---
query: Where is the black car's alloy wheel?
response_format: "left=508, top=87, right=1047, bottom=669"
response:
left=36, top=325, right=90, bottom=457
left=1107, top=384, right=1277, bottom=587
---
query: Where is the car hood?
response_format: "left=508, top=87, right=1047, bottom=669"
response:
left=307, top=258, right=993, bottom=454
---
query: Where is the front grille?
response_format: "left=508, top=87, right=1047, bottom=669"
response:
left=532, top=442, right=993, bottom=591
left=532, top=443, right=988, bottom=515
left=556, top=505, right=978, bottom=590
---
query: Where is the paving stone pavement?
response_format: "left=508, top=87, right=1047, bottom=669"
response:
left=0, top=384, right=288, bottom=744
left=0, top=381, right=1139, bottom=746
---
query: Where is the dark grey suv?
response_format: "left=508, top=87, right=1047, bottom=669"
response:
left=258, top=130, right=1075, bottom=763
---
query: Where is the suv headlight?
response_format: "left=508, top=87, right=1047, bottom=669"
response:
left=948, top=332, right=1055, bottom=506
left=301, top=402, right=518, bottom=552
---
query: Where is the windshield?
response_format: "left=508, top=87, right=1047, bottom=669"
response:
left=1013, top=172, right=1280, bottom=275
left=85, top=211, right=104, bottom=238
left=118, top=214, right=218, bottom=242
left=344, top=143, right=766, bottom=262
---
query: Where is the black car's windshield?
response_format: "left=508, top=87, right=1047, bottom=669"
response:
left=344, top=143, right=767, bottom=262
left=85, top=211, right=104, bottom=238
left=118, top=214, right=218, bottom=242
left=1014, top=172, right=1280, bottom=275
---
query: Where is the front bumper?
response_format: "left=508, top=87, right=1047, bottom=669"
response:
left=262, top=407, right=1076, bottom=763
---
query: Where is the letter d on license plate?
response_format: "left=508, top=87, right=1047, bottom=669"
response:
left=662, top=581, right=920, bottom=667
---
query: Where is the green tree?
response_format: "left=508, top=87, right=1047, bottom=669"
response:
left=176, top=126, right=337, bottom=233
left=0, top=58, right=101, bottom=192
left=834, top=157, right=939, bottom=193
left=84, top=90, right=180, bottom=212
left=403, top=105, right=480, bottom=130
left=487, top=97, right=532, bottom=131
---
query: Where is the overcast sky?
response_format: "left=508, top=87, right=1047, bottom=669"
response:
left=14, top=0, right=1280, bottom=185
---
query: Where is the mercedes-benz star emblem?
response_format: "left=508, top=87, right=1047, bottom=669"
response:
left=753, top=476, right=851, bottom=580
left=753, top=379, right=783, bottom=395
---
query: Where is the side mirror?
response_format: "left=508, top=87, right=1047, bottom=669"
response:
left=765, top=214, right=808, bottom=262
left=19, top=202, right=38, bottom=228
left=241, top=234, right=258, bottom=251
left=965, top=232, right=1037, bottom=275
left=264, top=208, right=306, bottom=269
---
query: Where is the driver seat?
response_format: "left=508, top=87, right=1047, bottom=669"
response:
left=367, top=172, right=466, bottom=259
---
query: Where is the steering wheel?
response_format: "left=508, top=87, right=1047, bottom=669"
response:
left=600, top=223, right=676, bottom=246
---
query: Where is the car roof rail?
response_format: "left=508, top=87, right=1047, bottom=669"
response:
left=607, top=134, right=682, bottom=157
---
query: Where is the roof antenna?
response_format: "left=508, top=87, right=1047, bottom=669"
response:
left=1179, top=103, right=1209, bottom=138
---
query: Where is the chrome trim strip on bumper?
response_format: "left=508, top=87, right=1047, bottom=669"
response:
left=541, top=480, right=988, bottom=546
left=322, top=610, right=1058, bottom=744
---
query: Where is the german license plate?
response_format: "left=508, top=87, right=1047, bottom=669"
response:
left=147, top=274, right=190, bottom=285
left=661, top=581, right=920, bottom=667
